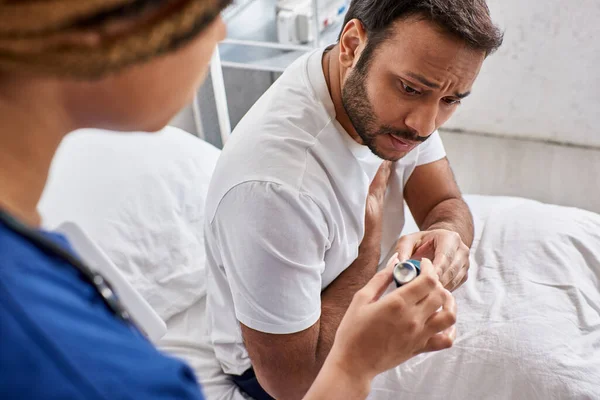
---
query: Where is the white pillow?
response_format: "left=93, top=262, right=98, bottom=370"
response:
left=39, top=126, right=221, bottom=321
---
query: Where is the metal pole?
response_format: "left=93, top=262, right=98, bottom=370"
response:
left=191, top=94, right=205, bottom=140
left=210, top=46, right=232, bottom=146
left=312, top=0, right=320, bottom=47
left=222, top=38, right=313, bottom=52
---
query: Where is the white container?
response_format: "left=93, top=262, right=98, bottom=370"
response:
left=276, top=0, right=348, bottom=45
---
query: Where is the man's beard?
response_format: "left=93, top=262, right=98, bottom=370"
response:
left=341, top=67, right=429, bottom=161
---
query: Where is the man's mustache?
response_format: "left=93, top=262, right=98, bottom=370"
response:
left=378, top=126, right=429, bottom=143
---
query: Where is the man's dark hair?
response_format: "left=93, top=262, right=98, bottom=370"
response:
left=339, top=0, right=503, bottom=72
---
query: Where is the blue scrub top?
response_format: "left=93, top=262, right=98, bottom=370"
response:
left=0, top=219, right=205, bottom=399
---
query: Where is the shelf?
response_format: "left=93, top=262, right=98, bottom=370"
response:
left=218, top=43, right=306, bottom=72
left=219, top=0, right=344, bottom=72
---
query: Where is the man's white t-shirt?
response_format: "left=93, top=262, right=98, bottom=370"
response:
left=204, top=48, right=446, bottom=375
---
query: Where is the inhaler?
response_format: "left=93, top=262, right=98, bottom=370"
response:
left=393, top=259, right=421, bottom=287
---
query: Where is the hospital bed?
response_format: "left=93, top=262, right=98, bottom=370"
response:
left=39, top=127, right=600, bottom=400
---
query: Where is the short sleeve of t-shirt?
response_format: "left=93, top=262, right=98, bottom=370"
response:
left=416, top=131, right=446, bottom=166
left=209, top=181, right=329, bottom=335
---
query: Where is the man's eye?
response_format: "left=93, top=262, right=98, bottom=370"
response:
left=401, top=82, right=420, bottom=95
left=443, top=98, right=461, bottom=105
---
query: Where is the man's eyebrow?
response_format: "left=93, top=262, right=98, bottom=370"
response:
left=405, top=72, right=472, bottom=99
left=405, top=72, right=441, bottom=89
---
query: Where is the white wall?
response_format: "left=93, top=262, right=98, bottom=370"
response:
left=443, top=130, right=600, bottom=213
left=174, top=0, right=600, bottom=212
left=446, top=0, right=600, bottom=148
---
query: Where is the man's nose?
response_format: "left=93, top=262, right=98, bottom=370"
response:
left=404, top=103, right=438, bottom=139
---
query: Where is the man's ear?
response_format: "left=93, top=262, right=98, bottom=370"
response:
left=338, top=18, right=368, bottom=69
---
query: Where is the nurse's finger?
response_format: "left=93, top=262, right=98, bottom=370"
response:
left=387, top=258, right=438, bottom=305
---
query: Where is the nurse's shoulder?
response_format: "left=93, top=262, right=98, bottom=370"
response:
left=0, top=222, right=204, bottom=400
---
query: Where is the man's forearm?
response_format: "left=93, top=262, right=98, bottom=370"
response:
left=266, top=162, right=391, bottom=399
left=265, top=244, right=380, bottom=400
left=421, top=198, right=474, bottom=247
left=315, top=240, right=381, bottom=364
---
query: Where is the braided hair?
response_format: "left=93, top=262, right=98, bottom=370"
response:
left=0, top=0, right=230, bottom=79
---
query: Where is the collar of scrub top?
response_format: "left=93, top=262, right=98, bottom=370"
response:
left=0, top=208, right=142, bottom=335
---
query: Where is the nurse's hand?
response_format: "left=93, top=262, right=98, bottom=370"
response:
left=326, top=256, right=457, bottom=386
left=395, top=229, right=470, bottom=292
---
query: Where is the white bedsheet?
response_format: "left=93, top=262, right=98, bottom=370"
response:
left=370, top=199, right=600, bottom=400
